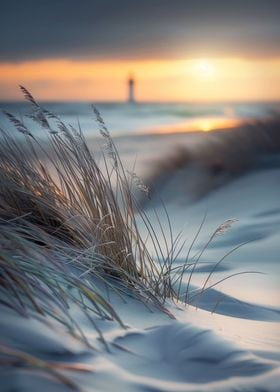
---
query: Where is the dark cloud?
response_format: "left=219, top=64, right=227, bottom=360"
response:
left=0, top=0, right=279, bottom=61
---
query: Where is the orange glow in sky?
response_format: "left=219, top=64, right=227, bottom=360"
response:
left=1, top=57, right=280, bottom=102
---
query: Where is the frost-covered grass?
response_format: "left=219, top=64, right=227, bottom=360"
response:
left=0, top=87, right=183, bottom=388
left=0, top=87, right=180, bottom=331
left=0, top=88, right=265, bottom=390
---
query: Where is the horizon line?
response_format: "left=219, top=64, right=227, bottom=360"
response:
left=1, top=98, right=280, bottom=105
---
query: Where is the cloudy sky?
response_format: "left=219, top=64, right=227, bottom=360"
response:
left=1, top=0, right=280, bottom=101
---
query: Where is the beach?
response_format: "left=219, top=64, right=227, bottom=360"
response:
left=0, top=98, right=279, bottom=391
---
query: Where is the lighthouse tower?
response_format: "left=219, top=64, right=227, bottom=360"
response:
left=127, top=75, right=135, bottom=103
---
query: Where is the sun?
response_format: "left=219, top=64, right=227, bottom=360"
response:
left=193, top=60, right=215, bottom=79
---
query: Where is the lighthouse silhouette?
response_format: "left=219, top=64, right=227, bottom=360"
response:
left=127, top=75, right=135, bottom=104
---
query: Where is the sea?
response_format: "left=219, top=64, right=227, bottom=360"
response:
left=1, top=100, right=280, bottom=138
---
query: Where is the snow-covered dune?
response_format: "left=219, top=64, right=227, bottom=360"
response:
left=1, top=119, right=279, bottom=391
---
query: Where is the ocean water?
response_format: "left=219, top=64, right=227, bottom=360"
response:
left=1, top=100, right=280, bottom=137
left=1, top=99, right=280, bottom=191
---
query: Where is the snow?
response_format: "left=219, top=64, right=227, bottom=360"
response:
left=1, top=127, right=280, bottom=392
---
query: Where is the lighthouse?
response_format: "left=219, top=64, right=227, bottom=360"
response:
left=127, top=75, right=135, bottom=103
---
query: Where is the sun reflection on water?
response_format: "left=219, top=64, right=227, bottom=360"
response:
left=145, top=116, right=243, bottom=135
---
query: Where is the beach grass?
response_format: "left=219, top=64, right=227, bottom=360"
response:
left=0, top=87, right=182, bottom=387
left=0, top=88, right=265, bottom=389
left=0, top=87, right=179, bottom=330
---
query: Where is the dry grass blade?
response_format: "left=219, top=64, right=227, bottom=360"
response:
left=19, top=85, right=39, bottom=107
left=0, top=344, right=83, bottom=391
left=0, top=86, right=182, bottom=358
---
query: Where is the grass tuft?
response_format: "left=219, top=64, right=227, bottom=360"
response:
left=0, top=87, right=178, bottom=328
left=0, top=88, right=260, bottom=389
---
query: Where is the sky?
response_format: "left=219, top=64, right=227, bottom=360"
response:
left=1, top=0, right=280, bottom=102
